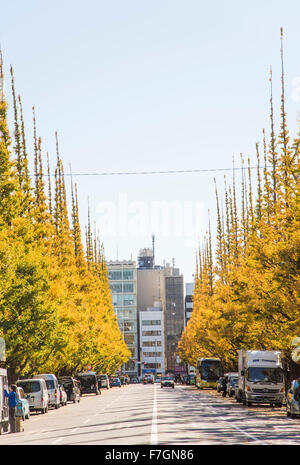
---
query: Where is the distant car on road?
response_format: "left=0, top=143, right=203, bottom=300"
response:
left=76, top=372, right=100, bottom=395
left=58, top=376, right=81, bottom=403
left=227, top=372, right=239, bottom=397
left=97, top=374, right=110, bottom=390
left=286, top=380, right=300, bottom=418
left=161, top=376, right=175, bottom=389
left=59, top=385, right=68, bottom=406
left=217, top=377, right=224, bottom=393
left=187, top=374, right=196, bottom=386
left=111, top=377, right=122, bottom=387
left=16, top=386, right=30, bottom=420
left=130, top=377, right=140, bottom=384
left=143, top=374, right=154, bottom=384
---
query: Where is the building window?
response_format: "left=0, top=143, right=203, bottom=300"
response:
left=123, top=294, right=135, bottom=306
left=125, top=360, right=136, bottom=371
left=142, top=330, right=161, bottom=337
left=144, top=363, right=161, bottom=369
left=112, top=294, right=123, bottom=306
left=110, top=283, right=122, bottom=293
left=108, top=270, right=122, bottom=280
left=143, top=341, right=162, bottom=347
left=124, top=334, right=135, bottom=345
left=123, top=270, right=134, bottom=280
left=123, top=282, right=134, bottom=292
left=142, top=320, right=161, bottom=326
left=122, top=320, right=136, bottom=332
left=143, top=352, right=162, bottom=357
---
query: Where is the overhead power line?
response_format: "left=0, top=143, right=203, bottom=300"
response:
left=1, top=165, right=269, bottom=178
left=45, top=165, right=269, bottom=177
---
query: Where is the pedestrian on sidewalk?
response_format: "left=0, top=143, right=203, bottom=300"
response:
left=4, top=384, right=17, bottom=433
left=222, top=375, right=228, bottom=397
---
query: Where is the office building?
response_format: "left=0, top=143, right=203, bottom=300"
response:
left=165, top=274, right=185, bottom=373
left=107, top=260, right=138, bottom=378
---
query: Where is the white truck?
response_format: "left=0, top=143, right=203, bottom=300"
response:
left=236, top=350, right=285, bottom=407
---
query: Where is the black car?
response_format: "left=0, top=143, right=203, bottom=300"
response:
left=58, top=376, right=81, bottom=403
left=76, top=372, right=100, bottom=395
left=217, top=377, right=224, bottom=393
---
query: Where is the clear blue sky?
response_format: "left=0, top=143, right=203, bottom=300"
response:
left=1, top=0, right=300, bottom=282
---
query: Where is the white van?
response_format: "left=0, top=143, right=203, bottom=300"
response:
left=33, top=374, right=60, bottom=409
left=16, top=378, right=48, bottom=414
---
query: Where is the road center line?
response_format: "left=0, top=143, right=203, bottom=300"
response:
left=150, top=384, right=158, bottom=445
left=52, top=437, right=65, bottom=445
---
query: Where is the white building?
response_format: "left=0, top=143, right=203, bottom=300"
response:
left=139, top=306, right=165, bottom=377
left=185, top=282, right=195, bottom=326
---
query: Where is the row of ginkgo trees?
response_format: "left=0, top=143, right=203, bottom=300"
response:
left=0, top=52, right=130, bottom=383
left=178, top=30, right=300, bottom=373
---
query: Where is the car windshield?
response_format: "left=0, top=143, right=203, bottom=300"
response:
left=247, top=367, right=283, bottom=383
left=45, top=380, right=55, bottom=390
left=163, top=377, right=173, bottom=380
left=230, top=378, right=238, bottom=385
left=201, top=361, right=222, bottom=380
left=58, top=378, right=73, bottom=387
left=77, top=375, right=96, bottom=387
left=17, top=381, right=41, bottom=393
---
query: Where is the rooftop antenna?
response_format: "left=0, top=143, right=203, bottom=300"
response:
left=152, top=233, right=155, bottom=267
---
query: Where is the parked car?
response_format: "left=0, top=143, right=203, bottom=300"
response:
left=58, top=376, right=81, bottom=403
left=286, top=380, right=300, bottom=418
left=143, top=374, right=154, bottom=384
left=161, top=376, right=175, bottom=389
left=33, top=374, right=60, bottom=409
left=187, top=374, right=196, bottom=386
left=235, top=382, right=242, bottom=402
left=16, top=378, right=48, bottom=414
left=217, top=377, right=224, bottom=393
left=227, top=372, right=239, bottom=397
left=97, top=374, right=110, bottom=390
left=130, top=377, right=140, bottom=384
left=111, top=377, right=122, bottom=387
left=16, top=386, right=30, bottom=420
left=76, top=372, right=100, bottom=395
left=59, top=385, right=68, bottom=406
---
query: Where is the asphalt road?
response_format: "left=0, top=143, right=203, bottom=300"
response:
left=0, top=384, right=300, bottom=445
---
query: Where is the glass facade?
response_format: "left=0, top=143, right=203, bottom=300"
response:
left=108, top=261, right=138, bottom=377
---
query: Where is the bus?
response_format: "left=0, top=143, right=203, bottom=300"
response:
left=195, top=358, right=223, bottom=389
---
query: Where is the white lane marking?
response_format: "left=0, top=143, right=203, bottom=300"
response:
left=71, top=428, right=78, bottom=433
left=52, top=437, right=65, bottom=444
left=83, top=418, right=90, bottom=424
left=150, top=384, right=158, bottom=445
left=219, top=418, right=268, bottom=445
left=183, top=389, right=268, bottom=444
